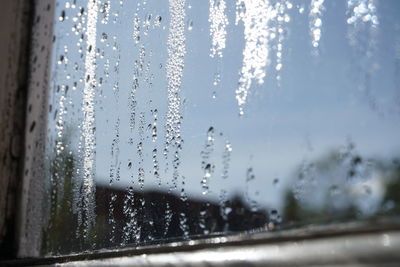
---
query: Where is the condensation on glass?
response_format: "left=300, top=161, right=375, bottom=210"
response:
left=26, top=0, right=400, bottom=256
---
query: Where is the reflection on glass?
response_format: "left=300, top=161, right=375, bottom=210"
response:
left=41, top=0, right=400, bottom=256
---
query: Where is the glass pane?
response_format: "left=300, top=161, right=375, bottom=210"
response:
left=40, top=0, right=400, bottom=256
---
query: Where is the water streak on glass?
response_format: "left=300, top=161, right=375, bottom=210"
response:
left=165, top=0, right=186, bottom=189
left=81, top=0, right=99, bottom=238
left=309, top=0, right=325, bottom=49
left=273, top=0, right=292, bottom=84
left=209, top=0, right=229, bottom=58
left=235, top=0, right=276, bottom=115
left=201, top=127, right=215, bottom=195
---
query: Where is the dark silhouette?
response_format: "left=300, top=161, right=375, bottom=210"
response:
left=42, top=140, right=269, bottom=255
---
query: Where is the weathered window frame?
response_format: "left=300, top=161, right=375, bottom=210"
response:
left=0, top=0, right=33, bottom=260
left=16, top=0, right=55, bottom=258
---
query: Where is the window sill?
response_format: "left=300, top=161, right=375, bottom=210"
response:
left=3, top=218, right=400, bottom=266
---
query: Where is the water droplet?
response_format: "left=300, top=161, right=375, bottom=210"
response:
left=246, top=167, right=255, bottom=182
left=200, top=126, right=216, bottom=194
left=164, top=202, right=173, bottom=236
left=137, top=113, right=146, bottom=190
left=213, top=72, right=221, bottom=86
left=222, top=141, right=232, bottom=179
left=152, top=148, right=161, bottom=186
left=59, top=10, right=66, bottom=21
left=224, top=206, right=232, bottom=215
left=155, top=15, right=162, bottom=26
left=269, top=209, right=282, bottom=224
left=101, top=32, right=108, bottom=42
left=201, top=163, right=214, bottom=194
left=152, top=125, right=157, bottom=142
left=187, top=20, right=193, bottom=31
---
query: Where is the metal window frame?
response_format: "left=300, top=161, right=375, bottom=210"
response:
left=3, top=220, right=400, bottom=266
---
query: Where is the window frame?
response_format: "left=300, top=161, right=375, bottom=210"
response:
left=0, top=0, right=33, bottom=260
left=16, top=0, right=55, bottom=258
left=3, top=221, right=400, bottom=266
left=0, top=0, right=400, bottom=265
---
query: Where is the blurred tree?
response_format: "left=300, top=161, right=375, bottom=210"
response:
left=282, top=146, right=400, bottom=227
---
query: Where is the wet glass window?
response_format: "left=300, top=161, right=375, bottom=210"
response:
left=39, top=0, right=400, bottom=256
